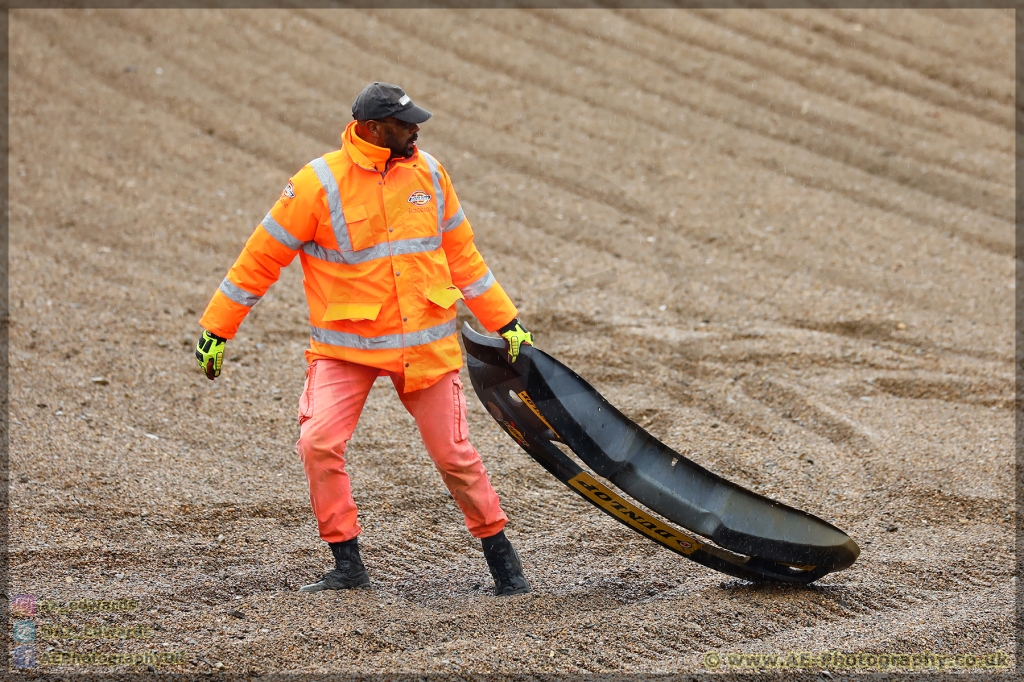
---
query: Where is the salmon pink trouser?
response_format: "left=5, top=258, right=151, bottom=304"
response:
left=295, top=358, right=508, bottom=543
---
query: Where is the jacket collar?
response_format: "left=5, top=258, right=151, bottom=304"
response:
left=341, top=120, right=420, bottom=172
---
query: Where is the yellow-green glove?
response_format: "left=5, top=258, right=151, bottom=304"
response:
left=499, top=318, right=534, bottom=363
left=195, top=330, right=226, bottom=380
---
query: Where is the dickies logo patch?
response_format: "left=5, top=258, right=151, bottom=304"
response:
left=281, top=181, right=295, bottom=199
left=408, top=190, right=432, bottom=206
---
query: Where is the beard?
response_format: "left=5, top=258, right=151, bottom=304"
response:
left=384, top=129, right=417, bottom=158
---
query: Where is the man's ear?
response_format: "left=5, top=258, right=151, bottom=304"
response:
left=365, top=120, right=382, bottom=143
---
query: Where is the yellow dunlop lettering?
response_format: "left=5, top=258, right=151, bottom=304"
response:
left=568, top=471, right=701, bottom=555
left=517, top=391, right=560, bottom=438
left=501, top=420, right=527, bottom=445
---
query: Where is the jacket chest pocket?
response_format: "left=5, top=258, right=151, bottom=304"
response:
left=340, top=203, right=377, bottom=252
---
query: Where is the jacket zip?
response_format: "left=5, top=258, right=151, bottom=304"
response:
left=380, top=158, right=399, bottom=183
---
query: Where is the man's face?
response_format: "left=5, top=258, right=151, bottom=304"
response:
left=374, top=117, right=420, bottom=158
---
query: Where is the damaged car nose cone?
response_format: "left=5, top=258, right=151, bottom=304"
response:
left=462, top=323, right=860, bottom=584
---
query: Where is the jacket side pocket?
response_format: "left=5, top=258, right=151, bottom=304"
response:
left=298, top=362, right=318, bottom=425
left=452, top=374, right=468, bottom=443
left=322, top=301, right=383, bottom=322
left=427, top=282, right=465, bottom=310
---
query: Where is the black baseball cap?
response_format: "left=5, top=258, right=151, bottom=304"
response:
left=351, top=82, right=432, bottom=124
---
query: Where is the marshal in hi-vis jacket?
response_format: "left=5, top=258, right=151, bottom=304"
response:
left=199, top=121, right=518, bottom=392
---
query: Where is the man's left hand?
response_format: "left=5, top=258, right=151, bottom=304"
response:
left=499, top=318, right=534, bottom=363
left=195, top=329, right=227, bottom=380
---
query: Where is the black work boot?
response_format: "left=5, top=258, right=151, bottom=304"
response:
left=298, top=537, right=370, bottom=592
left=482, top=530, right=530, bottom=596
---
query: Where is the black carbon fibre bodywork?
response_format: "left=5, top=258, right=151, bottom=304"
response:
left=463, top=324, right=859, bottom=584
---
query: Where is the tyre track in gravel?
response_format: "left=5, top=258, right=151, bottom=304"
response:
left=784, top=7, right=1012, bottom=106
left=537, top=7, right=1011, bottom=204
left=605, top=7, right=1011, bottom=154
left=20, top=502, right=315, bottom=523
left=696, top=8, right=1012, bottom=130
left=548, top=318, right=1011, bottom=519
left=19, top=11, right=323, bottom=175
left=745, top=153, right=1010, bottom=257
left=680, top=583, right=926, bottom=654
left=377, top=9, right=1011, bottom=256
left=477, top=158, right=1011, bottom=369
left=583, top=12, right=1013, bottom=228
left=9, top=15, right=305, bottom=283
left=922, top=7, right=1007, bottom=31
left=542, top=322, right=862, bottom=467
left=822, top=8, right=1014, bottom=75
left=91, top=9, right=364, bottom=164
left=888, top=8, right=1015, bottom=73
left=872, top=374, right=1012, bottom=409
left=475, top=186, right=1012, bottom=352
left=497, top=17, right=1015, bottom=280
left=739, top=374, right=876, bottom=453
left=869, top=485, right=1010, bottom=527
left=750, top=583, right=1012, bottom=652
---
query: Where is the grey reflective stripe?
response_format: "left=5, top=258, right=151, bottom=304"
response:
left=390, top=235, right=441, bottom=256
left=460, top=269, right=495, bottom=300
left=441, top=206, right=465, bottom=233
left=419, top=150, right=446, bottom=235
left=304, top=241, right=387, bottom=265
left=219, top=278, right=261, bottom=308
left=310, top=319, right=457, bottom=351
left=261, top=213, right=304, bottom=250
left=303, top=235, right=441, bottom=264
left=309, top=157, right=351, bottom=252
left=302, top=242, right=348, bottom=264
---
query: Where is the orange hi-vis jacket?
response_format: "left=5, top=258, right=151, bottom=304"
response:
left=199, top=121, right=518, bottom=392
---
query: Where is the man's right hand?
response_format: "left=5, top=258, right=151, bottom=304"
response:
left=195, top=330, right=226, bottom=380
left=498, top=318, right=534, bottom=364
